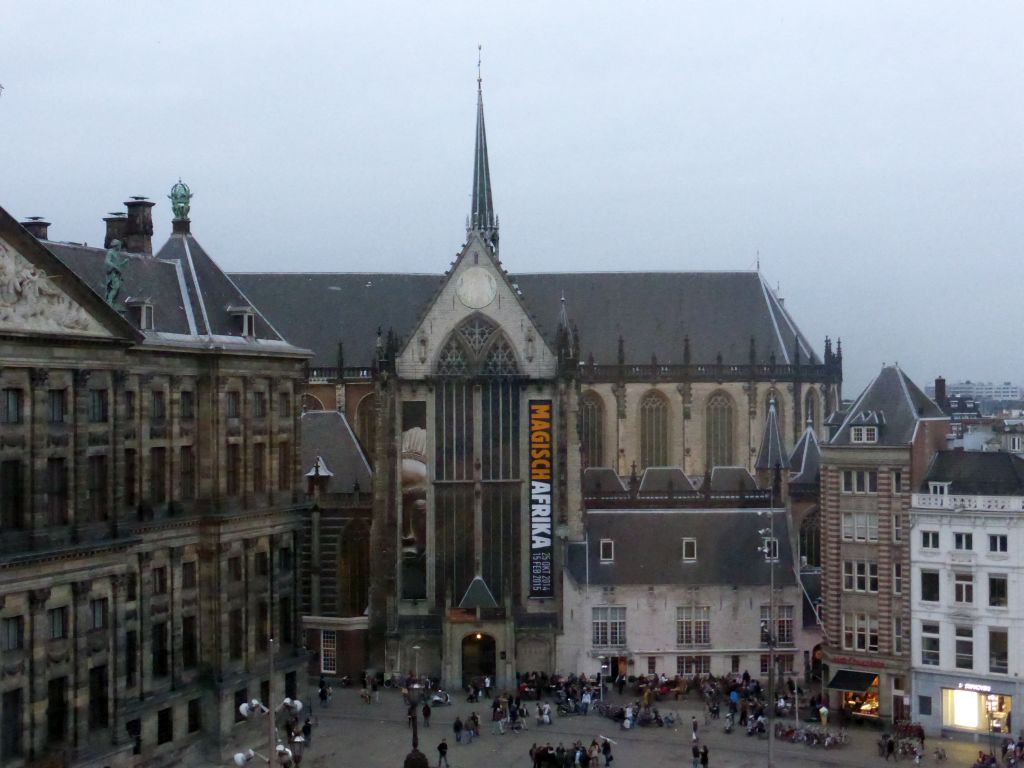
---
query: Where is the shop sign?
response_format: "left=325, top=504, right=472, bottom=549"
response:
left=830, top=656, right=886, bottom=669
left=957, top=682, right=993, bottom=693
left=528, top=400, right=554, bottom=598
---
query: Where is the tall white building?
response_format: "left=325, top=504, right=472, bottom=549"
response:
left=909, top=451, right=1024, bottom=738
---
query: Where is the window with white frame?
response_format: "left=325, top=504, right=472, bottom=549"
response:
left=841, top=469, right=878, bottom=494
left=841, top=511, right=879, bottom=542
left=681, top=537, right=697, bottom=562
left=921, top=622, right=940, bottom=666
left=842, top=612, right=879, bottom=652
left=894, top=616, right=904, bottom=655
left=592, top=607, right=626, bottom=646
left=891, top=470, right=903, bottom=494
left=1010, top=436, right=1023, bottom=452
left=599, top=539, right=614, bottom=562
left=989, top=628, right=1008, bottom=674
left=989, top=534, right=1008, bottom=553
left=954, top=532, right=973, bottom=551
left=989, top=574, right=1008, bottom=607
left=929, top=482, right=950, bottom=495
left=920, top=570, right=940, bottom=602
left=843, top=560, right=879, bottom=593
left=893, top=563, right=903, bottom=594
left=321, top=630, right=337, bottom=674
left=676, top=606, right=711, bottom=646
left=759, top=654, right=793, bottom=675
left=891, top=512, right=903, bottom=542
left=760, top=605, right=794, bottom=645
left=954, top=626, right=973, bottom=670
left=954, top=572, right=974, bottom=604
left=851, top=426, right=878, bottom=444
left=677, top=655, right=711, bottom=675
left=762, top=537, right=779, bottom=561
left=921, top=530, right=939, bottom=549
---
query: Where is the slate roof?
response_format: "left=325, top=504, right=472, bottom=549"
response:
left=789, top=424, right=821, bottom=486
left=300, top=410, right=373, bottom=494
left=755, top=399, right=787, bottom=471
left=700, top=466, right=759, bottom=493
left=566, top=509, right=796, bottom=587
left=638, top=467, right=695, bottom=493
left=229, top=270, right=819, bottom=369
left=921, top=450, right=1024, bottom=496
left=830, top=365, right=945, bottom=446
left=582, top=468, right=627, bottom=494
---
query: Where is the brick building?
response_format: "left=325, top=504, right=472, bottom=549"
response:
left=0, top=191, right=308, bottom=767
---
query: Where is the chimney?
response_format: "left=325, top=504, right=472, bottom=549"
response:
left=934, top=377, right=947, bottom=411
left=20, top=217, right=50, bottom=240
left=103, top=213, right=128, bottom=249
left=123, top=197, right=155, bottom=254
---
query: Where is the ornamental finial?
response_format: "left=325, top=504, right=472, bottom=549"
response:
left=169, top=179, right=192, bottom=221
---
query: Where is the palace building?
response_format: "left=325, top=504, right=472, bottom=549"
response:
left=232, top=76, right=842, bottom=688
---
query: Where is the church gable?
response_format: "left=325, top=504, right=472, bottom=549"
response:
left=397, top=233, right=556, bottom=379
left=0, top=232, right=121, bottom=339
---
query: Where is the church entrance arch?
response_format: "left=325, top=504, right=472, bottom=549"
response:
left=461, top=633, right=496, bottom=689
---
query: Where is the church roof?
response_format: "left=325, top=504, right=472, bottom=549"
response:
left=301, top=410, right=372, bottom=494
left=755, top=399, right=787, bottom=471
left=830, top=365, right=945, bottom=446
left=230, top=269, right=819, bottom=369
left=789, top=423, right=821, bottom=485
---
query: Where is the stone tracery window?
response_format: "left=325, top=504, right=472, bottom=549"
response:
left=639, top=391, right=668, bottom=469
left=579, top=391, right=604, bottom=469
left=706, top=392, right=734, bottom=469
left=457, top=316, right=498, bottom=356
left=436, top=338, right=470, bottom=376
left=435, top=315, right=519, bottom=377
left=481, top=339, right=519, bottom=376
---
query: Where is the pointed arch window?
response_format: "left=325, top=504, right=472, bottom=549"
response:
left=639, top=392, right=669, bottom=469
left=706, top=393, right=734, bottom=469
left=436, top=338, right=470, bottom=376
left=434, top=315, right=519, bottom=377
left=457, top=316, right=497, bottom=356
left=481, top=339, right=520, bottom=376
left=579, top=392, right=604, bottom=469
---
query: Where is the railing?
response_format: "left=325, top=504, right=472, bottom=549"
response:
left=578, top=361, right=836, bottom=383
left=306, top=366, right=375, bottom=382
left=585, top=488, right=772, bottom=509
left=911, top=493, right=1024, bottom=512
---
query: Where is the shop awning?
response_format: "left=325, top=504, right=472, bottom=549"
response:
left=826, top=670, right=878, bottom=692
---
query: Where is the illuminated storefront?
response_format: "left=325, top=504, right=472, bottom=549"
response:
left=942, top=685, right=1012, bottom=734
left=826, top=668, right=881, bottom=719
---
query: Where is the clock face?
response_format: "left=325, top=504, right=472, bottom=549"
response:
left=456, top=266, right=498, bottom=309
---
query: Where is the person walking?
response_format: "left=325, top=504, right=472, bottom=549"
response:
left=691, top=715, right=699, bottom=742
left=691, top=742, right=701, bottom=768
left=700, top=745, right=709, bottom=768
left=601, top=737, right=613, bottom=766
left=886, top=735, right=896, bottom=761
left=437, top=738, right=450, bottom=768
left=485, top=675, right=492, bottom=698
left=453, top=716, right=463, bottom=743
left=372, top=677, right=380, bottom=704
left=581, top=689, right=592, bottom=716
left=423, top=702, right=432, bottom=728
left=301, top=717, right=313, bottom=748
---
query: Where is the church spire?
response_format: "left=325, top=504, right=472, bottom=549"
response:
left=469, top=45, right=498, bottom=251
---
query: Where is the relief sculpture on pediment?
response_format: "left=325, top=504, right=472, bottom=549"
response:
left=0, top=237, right=107, bottom=335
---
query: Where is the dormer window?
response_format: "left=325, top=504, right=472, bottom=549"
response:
left=127, top=299, right=154, bottom=331
left=228, top=305, right=255, bottom=338
left=763, top=537, right=779, bottom=561
left=929, top=482, right=950, bottom=496
left=681, top=537, right=697, bottom=562
left=851, top=426, right=878, bottom=444
left=599, top=539, right=614, bottom=563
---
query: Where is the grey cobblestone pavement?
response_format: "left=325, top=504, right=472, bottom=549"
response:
left=240, top=687, right=990, bottom=768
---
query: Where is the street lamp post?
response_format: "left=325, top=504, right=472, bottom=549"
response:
left=412, top=645, right=421, bottom=682
left=757, top=466, right=781, bottom=768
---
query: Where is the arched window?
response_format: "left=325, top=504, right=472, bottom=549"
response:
left=436, top=337, right=470, bottom=376
left=481, top=338, right=519, bottom=376
left=356, top=393, right=377, bottom=460
left=579, top=392, right=604, bottom=469
left=639, top=392, right=669, bottom=469
left=434, top=315, right=519, bottom=377
left=705, top=393, right=734, bottom=469
left=799, top=509, right=821, bottom=568
left=804, top=390, right=818, bottom=431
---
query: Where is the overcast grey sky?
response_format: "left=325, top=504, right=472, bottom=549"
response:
left=3, top=1, right=1022, bottom=393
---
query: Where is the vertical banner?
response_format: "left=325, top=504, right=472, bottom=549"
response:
left=529, top=400, right=554, bottom=598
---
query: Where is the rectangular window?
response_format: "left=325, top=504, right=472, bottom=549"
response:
left=777, top=605, right=794, bottom=644
left=256, top=602, right=269, bottom=651
left=125, top=390, right=136, bottom=420
left=892, top=512, right=903, bottom=542
left=152, top=622, right=168, bottom=677
left=88, top=665, right=108, bottom=729
left=182, top=561, right=197, bottom=589
left=843, top=560, right=879, bottom=593
left=647, top=656, right=657, bottom=674
left=87, top=454, right=109, bottom=521
left=954, top=626, right=973, bottom=670
left=253, top=444, right=266, bottom=494
left=280, top=547, right=292, bottom=571
left=894, top=616, right=904, bottom=655
left=278, top=391, right=292, bottom=418
left=182, top=615, right=198, bottom=669
left=179, top=446, right=196, bottom=500
left=321, top=630, right=337, bottom=674
left=1, top=388, right=23, bottom=424
left=891, top=470, right=903, bottom=494
left=921, top=622, right=940, bottom=666
left=46, top=457, right=69, bottom=525
left=763, top=537, right=779, bottom=561
left=48, top=388, right=66, bottom=424
left=954, top=572, right=974, bottom=604
left=920, top=570, right=940, bottom=602
left=253, top=392, right=267, bottom=418
left=280, top=597, right=292, bottom=644
left=989, top=534, right=1008, bottom=553
left=921, top=530, right=939, bottom=549
left=0, top=459, right=25, bottom=530
left=89, top=389, right=109, bottom=423
left=255, top=552, right=269, bottom=576
left=127, top=718, right=141, bottom=754
left=681, top=537, right=697, bottom=561
left=841, top=612, right=879, bottom=652
left=954, top=532, right=973, bottom=551
left=49, top=607, right=68, bottom=640
left=930, top=482, right=949, bottom=495
left=851, top=426, right=878, bottom=443
left=599, top=539, right=614, bottom=562
left=126, top=630, right=138, bottom=687
left=125, top=449, right=137, bottom=507
left=228, top=556, right=243, bottom=582
left=278, top=441, right=292, bottom=490
left=592, top=606, right=626, bottom=646
left=989, top=574, right=1008, bottom=607
left=226, top=391, right=241, bottom=419
left=841, top=511, right=879, bottom=542
left=229, top=609, right=243, bottom=659
left=150, top=447, right=167, bottom=504
left=676, top=655, right=711, bottom=675
left=151, top=390, right=166, bottom=422
left=841, top=469, right=877, bottom=493
left=47, top=677, right=67, bottom=742
left=989, top=629, right=1009, bottom=674
left=676, top=606, right=711, bottom=646
left=2, top=616, right=24, bottom=651
left=157, top=707, right=173, bottom=745
left=2, top=688, right=24, bottom=758
left=90, top=598, right=108, bottom=630
left=234, top=689, right=248, bottom=723
left=226, top=443, right=241, bottom=497
left=153, top=566, right=168, bottom=595
left=180, top=390, right=195, bottom=421
left=188, top=699, right=202, bottom=733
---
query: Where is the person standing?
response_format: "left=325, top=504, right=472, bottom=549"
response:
left=601, top=738, right=613, bottom=766
left=691, top=742, right=701, bottom=768
left=581, top=689, right=592, bottom=715
left=423, top=702, right=432, bottom=728
left=691, top=715, right=699, bottom=742
left=437, top=738, right=450, bottom=768
left=372, top=677, right=380, bottom=704
left=485, top=675, right=492, bottom=698
left=700, top=745, right=709, bottom=768
left=453, top=716, right=463, bottom=743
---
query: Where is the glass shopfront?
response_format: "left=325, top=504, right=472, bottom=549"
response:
left=844, top=679, right=880, bottom=718
left=942, top=687, right=1012, bottom=734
